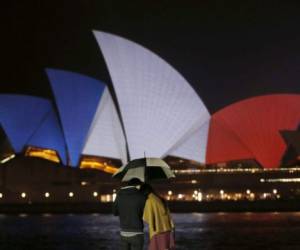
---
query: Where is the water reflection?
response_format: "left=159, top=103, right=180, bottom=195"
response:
left=0, top=213, right=300, bottom=249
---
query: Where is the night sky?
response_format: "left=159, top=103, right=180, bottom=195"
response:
left=1, top=1, right=300, bottom=113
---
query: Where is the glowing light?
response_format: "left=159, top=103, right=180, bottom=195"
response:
left=173, top=167, right=300, bottom=175
left=191, top=180, right=197, bottom=184
left=80, top=157, right=118, bottom=174
left=25, top=147, right=60, bottom=163
left=69, top=192, right=74, bottom=198
left=112, top=193, right=116, bottom=201
left=93, top=192, right=98, bottom=197
left=197, top=192, right=203, bottom=202
left=246, top=189, right=251, bottom=195
left=194, top=190, right=198, bottom=195
left=44, top=192, right=50, bottom=198
left=0, top=193, right=3, bottom=198
left=1, top=154, right=15, bottom=164
left=263, top=178, right=300, bottom=183
left=100, top=195, right=110, bottom=202
left=168, top=191, right=173, bottom=196
left=178, top=194, right=183, bottom=199
left=273, top=189, right=278, bottom=194
left=220, top=190, right=224, bottom=195
left=21, top=192, right=26, bottom=198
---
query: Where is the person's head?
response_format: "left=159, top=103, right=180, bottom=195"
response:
left=128, top=178, right=143, bottom=187
left=140, top=183, right=153, bottom=196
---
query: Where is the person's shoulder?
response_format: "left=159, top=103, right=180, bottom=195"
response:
left=136, top=189, right=147, bottom=201
left=148, top=192, right=160, bottom=201
left=147, top=193, right=166, bottom=207
left=116, top=187, right=130, bottom=196
left=116, top=188, right=124, bottom=195
left=137, top=189, right=146, bottom=197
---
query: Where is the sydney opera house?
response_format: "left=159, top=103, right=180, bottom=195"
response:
left=0, top=31, right=300, bottom=208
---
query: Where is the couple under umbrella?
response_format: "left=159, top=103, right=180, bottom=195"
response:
left=112, top=157, right=176, bottom=250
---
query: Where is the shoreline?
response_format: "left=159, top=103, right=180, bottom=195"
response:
left=1, top=200, right=300, bottom=214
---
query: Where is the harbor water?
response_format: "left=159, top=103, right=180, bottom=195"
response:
left=0, top=212, right=300, bottom=249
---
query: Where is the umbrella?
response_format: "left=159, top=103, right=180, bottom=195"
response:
left=113, top=157, right=175, bottom=182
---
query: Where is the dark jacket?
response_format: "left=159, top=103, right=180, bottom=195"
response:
left=113, top=186, right=147, bottom=232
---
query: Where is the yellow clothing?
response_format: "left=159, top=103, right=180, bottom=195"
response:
left=143, top=193, right=174, bottom=239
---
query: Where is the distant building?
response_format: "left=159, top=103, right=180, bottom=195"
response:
left=0, top=31, right=300, bottom=171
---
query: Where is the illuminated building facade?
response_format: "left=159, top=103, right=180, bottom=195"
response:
left=1, top=32, right=300, bottom=170
left=0, top=156, right=300, bottom=206
left=0, top=31, right=300, bottom=208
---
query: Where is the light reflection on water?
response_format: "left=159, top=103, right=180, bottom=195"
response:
left=0, top=212, right=300, bottom=249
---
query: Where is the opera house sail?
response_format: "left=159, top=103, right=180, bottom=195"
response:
left=82, top=87, right=127, bottom=165
left=1, top=31, right=300, bottom=171
left=1, top=31, right=300, bottom=206
left=0, top=95, right=67, bottom=164
left=46, top=69, right=127, bottom=167
left=93, top=31, right=210, bottom=163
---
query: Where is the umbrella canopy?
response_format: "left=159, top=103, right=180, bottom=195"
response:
left=113, top=158, right=175, bottom=182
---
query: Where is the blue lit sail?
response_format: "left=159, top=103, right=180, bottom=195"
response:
left=46, top=69, right=105, bottom=166
left=28, top=107, right=67, bottom=165
left=0, top=95, right=50, bottom=153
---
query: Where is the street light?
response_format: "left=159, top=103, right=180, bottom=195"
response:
left=197, top=192, right=203, bottom=202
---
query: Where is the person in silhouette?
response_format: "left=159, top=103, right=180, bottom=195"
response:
left=141, top=183, right=175, bottom=250
left=113, top=178, right=147, bottom=250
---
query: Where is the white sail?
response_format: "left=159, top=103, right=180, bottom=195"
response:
left=83, top=88, right=127, bottom=163
left=94, top=31, right=210, bottom=162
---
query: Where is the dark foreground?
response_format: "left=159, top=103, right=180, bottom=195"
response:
left=0, top=212, right=300, bottom=250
